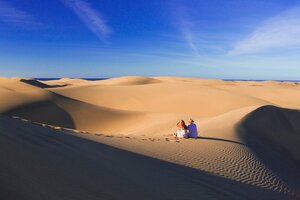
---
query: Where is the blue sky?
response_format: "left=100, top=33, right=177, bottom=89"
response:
left=0, top=0, right=300, bottom=79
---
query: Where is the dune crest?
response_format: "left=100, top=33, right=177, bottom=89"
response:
left=41, top=78, right=92, bottom=87
left=95, top=76, right=161, bottom=86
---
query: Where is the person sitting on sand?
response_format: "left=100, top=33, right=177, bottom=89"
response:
left=175, top=120, right=188, bottom=138
left=187, top=118, right=198, bottom=138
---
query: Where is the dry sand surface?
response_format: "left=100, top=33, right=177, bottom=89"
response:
left=0, top=76, right=300, bottom=199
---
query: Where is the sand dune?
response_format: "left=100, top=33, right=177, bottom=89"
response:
left=20, top=78, right=53, bottom=88
left=238, top=105, right=300, bottom=164
left=214, top=82, right=300, bottom=108
left=0, top=78, right=53, bottom=112
left=50, top=79, right=272, bottom=117
left=0, top=78, right=146, bottom=133
left=1, top=76, right=300, bottom=199
left=94, top=76, right=161, bottom=85
left=5, top=94, right=146, bottom=134
left=40, top=78, right=92, bottom=87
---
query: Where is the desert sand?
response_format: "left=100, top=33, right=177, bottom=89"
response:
left=0, top=76, right=299, bottom=199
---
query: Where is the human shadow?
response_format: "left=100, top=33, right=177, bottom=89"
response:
left=236, top=105, right=300, bottom=193
left=196, top=136, right=246, bottom=146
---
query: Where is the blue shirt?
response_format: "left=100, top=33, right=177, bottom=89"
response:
left=187, top=123, right=198, bottom=138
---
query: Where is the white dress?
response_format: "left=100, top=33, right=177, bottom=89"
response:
left=176, top=128, right=187, bottom=138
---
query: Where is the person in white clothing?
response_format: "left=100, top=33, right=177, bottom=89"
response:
left=175, top=120, right=188, bottom=138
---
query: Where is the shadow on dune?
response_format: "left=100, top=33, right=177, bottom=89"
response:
left=20, top=79, right=53, bottom=88
left=0, top=115, right=291, bottom=200
left=20, top=79, right=69, bottom=88
left=236, top=105, right=300, bottom=193
left=4, top=101, right=75, bottom=129
left=196, top=136, right=246, bottom=146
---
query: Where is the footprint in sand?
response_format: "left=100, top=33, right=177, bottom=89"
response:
left=165, top=138, right=180, bottom=143
left=73, top=130, right=81, bottom=134
left=53, top=126, right=62, bottom=130
left=95, top=134, right=103, bottom=136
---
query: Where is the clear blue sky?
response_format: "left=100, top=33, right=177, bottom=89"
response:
left=1, top=0, right=300, bottom=79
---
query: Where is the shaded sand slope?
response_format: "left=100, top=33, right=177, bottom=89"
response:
left=5, top=94, right=146, bottom=134
left=0, top=114, right=286, bottom=200
left=0, top=78, right=146, bottom=133
left=237, top=105, right=300, bottom=191
left=0, top=78, right=52, bottom=112
left=19, top=78, right=54, bottom=88
left=238, top=105, right=300, bottom=165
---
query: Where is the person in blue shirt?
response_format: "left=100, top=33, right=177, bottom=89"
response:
left=187, top=118, right=198, bottom=138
